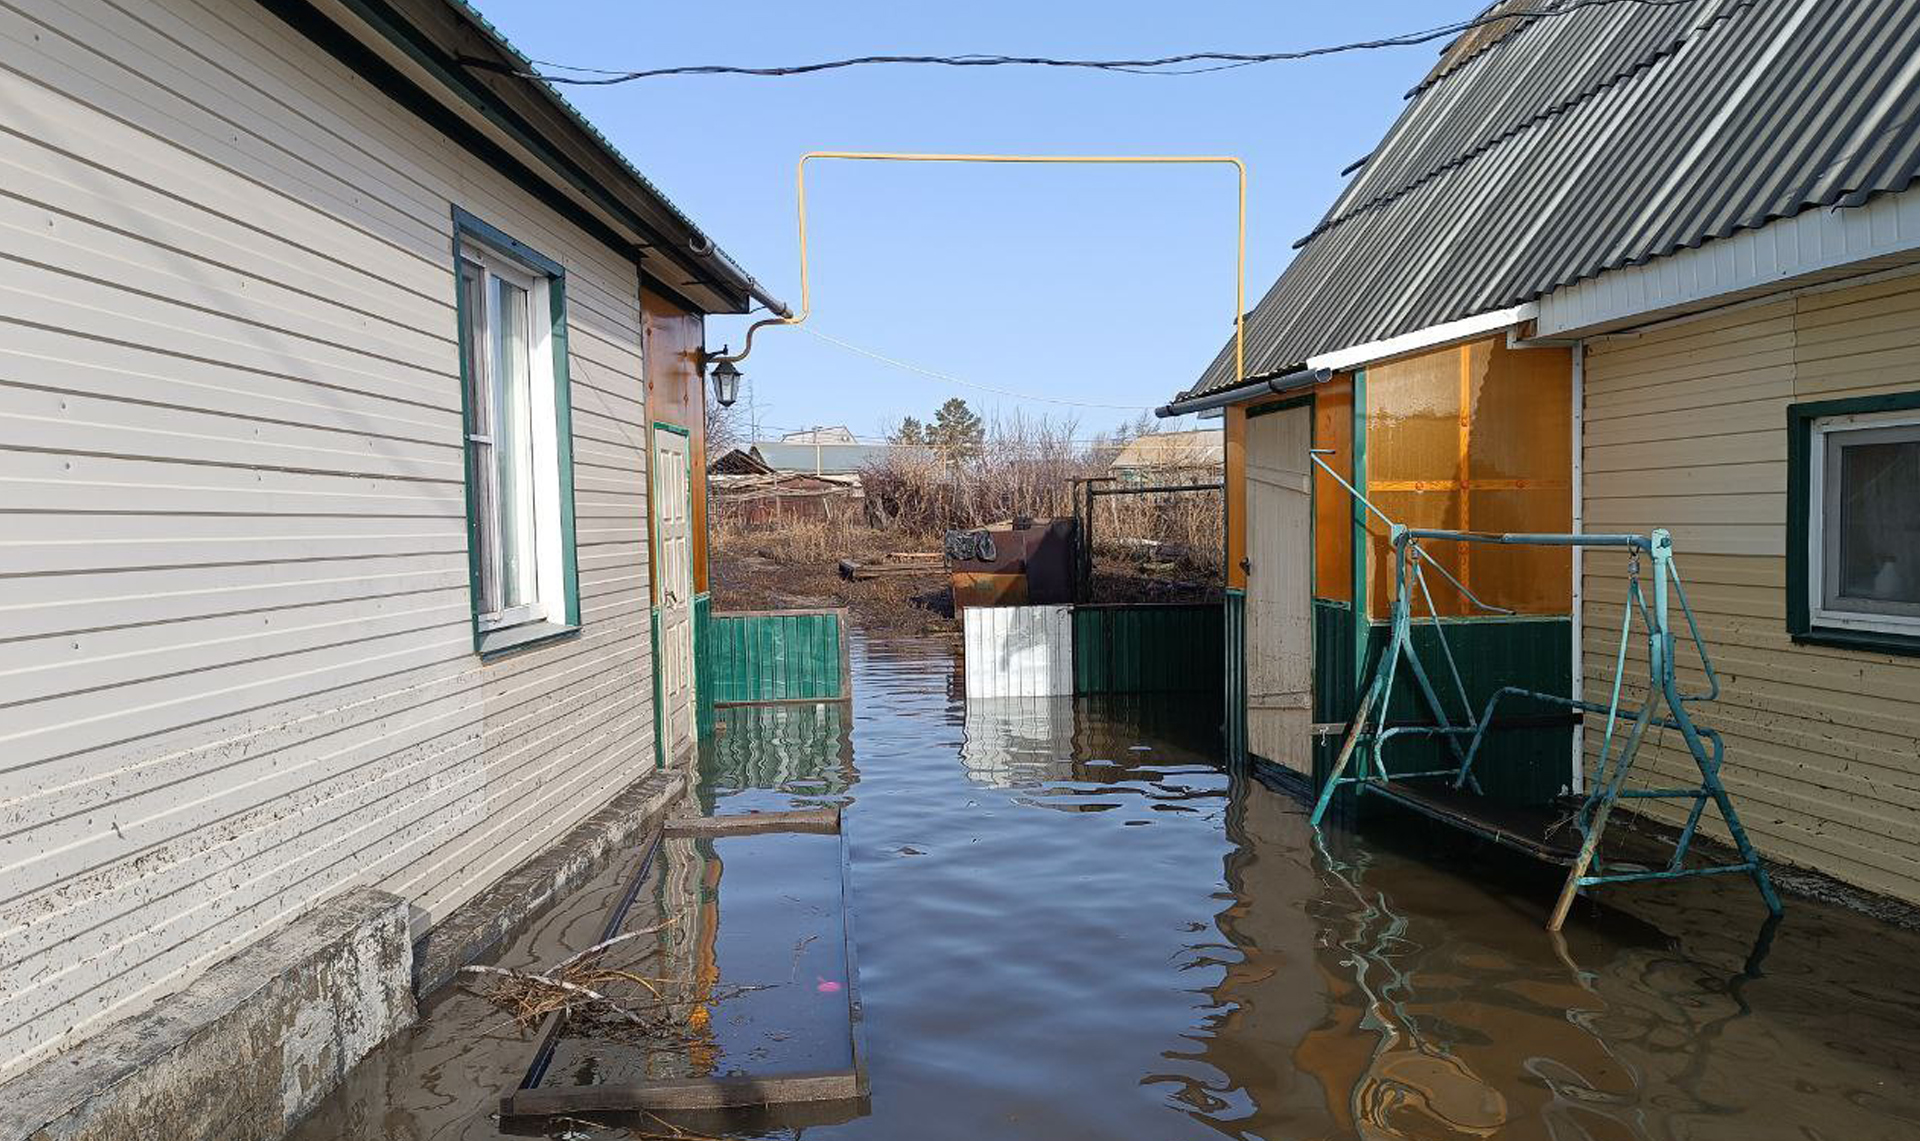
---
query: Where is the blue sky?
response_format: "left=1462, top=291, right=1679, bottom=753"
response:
left=474, top=1, right=1456, bottom=442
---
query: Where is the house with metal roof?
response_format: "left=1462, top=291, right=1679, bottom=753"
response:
left=1108, top=428, right=1225, bottom=480
left=1164, top=0, right=1920, bottom=909
left=0, top=0, right=779, bottom=1131
left=752, top=440, right=908, bottom=475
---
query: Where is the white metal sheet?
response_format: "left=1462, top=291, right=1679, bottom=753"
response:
left=962, top=605, right=1074, bottom=699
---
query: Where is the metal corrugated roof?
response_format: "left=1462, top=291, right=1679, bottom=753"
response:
left=1185, top=0, right=1920, bottom=398
left=428, top=0, right=785, bottom=315
left=751, top=442, right=915, bottom=474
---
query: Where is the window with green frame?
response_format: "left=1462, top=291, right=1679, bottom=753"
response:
left=452, top=207, right=581, bottom=655
left=1787, top=390, right=1920, bottom=657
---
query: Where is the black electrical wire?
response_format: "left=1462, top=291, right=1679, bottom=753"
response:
left=460, top=0, right=1705, bottom=86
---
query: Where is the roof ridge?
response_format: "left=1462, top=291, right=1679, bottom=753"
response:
left=1406, top=0, right=1548, bottom=100
left=1292, top=0, right=1753, bottom=251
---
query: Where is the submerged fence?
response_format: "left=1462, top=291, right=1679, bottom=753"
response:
left=962, top=601, right=1225, bottom=698
left=707, top=608, right=852, bottom=705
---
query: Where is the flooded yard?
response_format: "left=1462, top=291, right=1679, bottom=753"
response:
left=298, top=629, right=1920, bottom=1140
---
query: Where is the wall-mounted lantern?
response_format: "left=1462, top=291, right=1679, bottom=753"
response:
left=709, top=353, right=742, bottom=408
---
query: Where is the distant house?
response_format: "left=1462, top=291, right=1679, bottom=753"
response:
left=780, top=425, right=859, bottom=444
left=0, top=0, right=779, bottom=1124
left=1161, top=0, right=1920, bottom=908
left=710, top=472, right=865, bottom=527
left=1109, top=429, right=1225, bottom=480
left=752, top=440, right=903, bottom=475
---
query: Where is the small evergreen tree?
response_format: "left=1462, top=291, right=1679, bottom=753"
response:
left=891, top=416, right=927, bottom=446
left=928, top=397, right=985, bottom=457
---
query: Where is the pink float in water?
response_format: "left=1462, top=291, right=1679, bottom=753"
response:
left=816, top=977, right=843, bottom=994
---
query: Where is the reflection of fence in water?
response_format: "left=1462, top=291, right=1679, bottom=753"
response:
left=701, top=702, right=856, bottom=802
left=958, top=694, right=1221, bottom=791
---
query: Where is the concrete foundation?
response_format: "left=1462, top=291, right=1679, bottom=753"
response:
left=411, top=768, right=685, bottom=997
left=0, top=768, right=687, bottom=1141
left=0, top=888, right=414, bottom=1141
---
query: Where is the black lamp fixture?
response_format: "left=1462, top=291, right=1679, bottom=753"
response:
left=708, top=349, right=742, bottom=408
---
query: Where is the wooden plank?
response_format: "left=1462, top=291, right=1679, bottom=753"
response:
left=504, top=1069, right=864, bottom=1116
left=663, top=808, right=842, bottom=838
left=506, top=820, right=868, bottom=1121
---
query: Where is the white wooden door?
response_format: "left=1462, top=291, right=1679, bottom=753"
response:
left=1245, top=405, right=1313, bottom=772
left=654, top=427, right=695, bottom=761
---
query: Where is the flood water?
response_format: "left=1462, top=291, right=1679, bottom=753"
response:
left=297, top=630, right=1920, bottom=1140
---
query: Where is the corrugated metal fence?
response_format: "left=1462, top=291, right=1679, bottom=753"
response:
left=963, top=602, right=1227, bottom=699
left=707, top=608, right=851, bottom=705
left=963, top=605, right=1075, bottom=698
left=1073, top=603, right=1224, bottom=695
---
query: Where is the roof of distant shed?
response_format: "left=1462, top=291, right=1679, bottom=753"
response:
left=1111, top=429, right=1225, bottom=470
left=1184, top=0, right=1920, bottom=400
left=751, top=442, right=911, bottom=474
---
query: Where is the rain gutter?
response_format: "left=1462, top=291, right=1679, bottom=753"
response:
left=1155, top=367, right=1331, bottom=418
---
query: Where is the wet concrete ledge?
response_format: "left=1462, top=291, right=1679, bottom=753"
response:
left=1, top=768, right=686, bottom=1141
left=0, top=887, right=415, bottom=1141
left=411, top=767, right=686, bottom=998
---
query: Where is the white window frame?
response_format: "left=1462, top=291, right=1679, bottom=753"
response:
left=1806, top=408, right=1920, bottom=637
left=460, top=238, right=569, bottom=646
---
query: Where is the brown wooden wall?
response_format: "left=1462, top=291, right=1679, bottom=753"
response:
left=641, top=287, right=710, bottom=594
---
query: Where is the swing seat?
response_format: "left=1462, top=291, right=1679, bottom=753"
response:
left=1360, top=779, right=1585, bottom=864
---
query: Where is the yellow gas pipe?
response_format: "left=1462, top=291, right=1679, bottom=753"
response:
left=710, top=151, right=1248, bottom=390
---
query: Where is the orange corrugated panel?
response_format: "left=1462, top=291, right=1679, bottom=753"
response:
left=1364, top=339, right=1572, bottom=618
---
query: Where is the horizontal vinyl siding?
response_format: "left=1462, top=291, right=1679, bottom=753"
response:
left=1581, top=275, right=1920, bottom=903
left=0, top=0, right=659, bottom=1078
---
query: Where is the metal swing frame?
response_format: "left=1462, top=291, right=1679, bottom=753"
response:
left=1303, top=454, right=1782, bottom=931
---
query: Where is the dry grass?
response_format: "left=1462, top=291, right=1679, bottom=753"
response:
left=709, top=414, right=1225, bottom=618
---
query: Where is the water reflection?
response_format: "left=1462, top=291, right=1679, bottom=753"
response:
left=959, top=695, right=1223, bottom=814
left=289, top=630, right=1920, bottom=1141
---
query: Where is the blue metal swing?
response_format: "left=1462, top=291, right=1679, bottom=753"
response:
left=1304, top=453, right=1782, bottom=931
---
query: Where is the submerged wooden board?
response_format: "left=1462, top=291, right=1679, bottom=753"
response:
left=504, top=814, right=867, bottom=1121
left=504, top=1069, right=863, bottom=1114
left=663, top=807, right=841, bottom=837
left=1366, top=779, right=1582, bottom=864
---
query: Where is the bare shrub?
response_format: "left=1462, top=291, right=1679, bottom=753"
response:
left=711, top=411, right=1224, bottom=596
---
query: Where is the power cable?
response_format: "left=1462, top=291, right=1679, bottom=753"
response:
left=466, top=0, right=1703, bottom=85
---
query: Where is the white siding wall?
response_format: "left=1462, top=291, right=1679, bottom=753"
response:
left=1581, top=274, right=1920, bottom=904
left=0, top=0, right=659, bottom=1077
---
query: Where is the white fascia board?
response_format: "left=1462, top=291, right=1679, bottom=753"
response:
left=1538, top=182, right=1920, bottom=338
left=1304, top=303, right=1539, bottom=372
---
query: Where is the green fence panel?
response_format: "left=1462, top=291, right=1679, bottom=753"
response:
left=708, top=608, right=850, bottom=705
left=1224, top=591, right=1247, bottom=762
left=694, top=594, right=714, bottom=739
left=1347, top=617, right=1572, bottom=806
left=1072, top=603, right=1225, bottom=695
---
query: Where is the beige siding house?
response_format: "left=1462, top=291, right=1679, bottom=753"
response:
left=1165, top=0, right=1920, bottom=913
left=0, top=0, right=779, bottom=1107
left=1581, top=273, right=1920, bottom=902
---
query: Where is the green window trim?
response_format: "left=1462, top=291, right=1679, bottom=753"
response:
left=452, top=206, right=582, bottom=658
left=1786, top=388, right=1920, bottom=659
